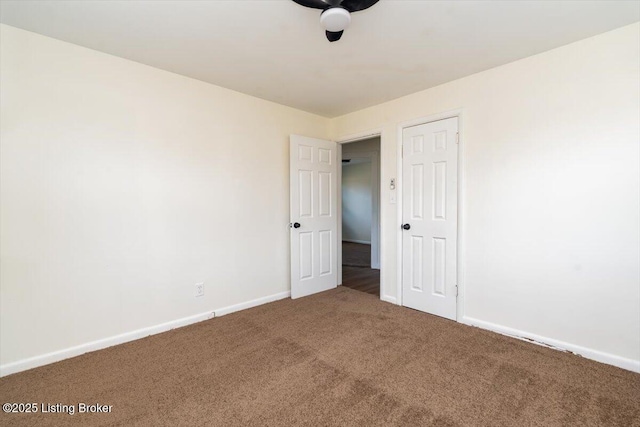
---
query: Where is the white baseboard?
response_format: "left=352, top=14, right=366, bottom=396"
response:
left=0, top=290, right=291, bottom=378
left=342, top=239, right=371, bottom=245
left=461, top=316, right=640, bottom=373
left=214, top=291, right=290, bottom=317
left=381, top=295, right=397, bottom=305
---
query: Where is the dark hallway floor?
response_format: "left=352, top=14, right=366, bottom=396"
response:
left=342, top=242, right=380, bottom=296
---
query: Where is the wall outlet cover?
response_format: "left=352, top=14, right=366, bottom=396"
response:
left=195, top=282, right=204, bottom=297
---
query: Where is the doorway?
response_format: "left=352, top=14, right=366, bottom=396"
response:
left=339, top=137, right=381, bottom=296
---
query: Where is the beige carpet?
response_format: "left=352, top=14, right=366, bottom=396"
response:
left=1, top=287, right=639, bottom=426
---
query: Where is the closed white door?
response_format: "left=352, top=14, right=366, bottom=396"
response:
left=402, top=117, right=458, bottom=320
left=290, top=135, right=338, bottom=299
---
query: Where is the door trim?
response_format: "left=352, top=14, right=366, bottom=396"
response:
left=396, top=109, right=466, bottom=321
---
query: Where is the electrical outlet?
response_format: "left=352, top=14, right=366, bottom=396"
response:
left=195, top=282, right=204, bottom=297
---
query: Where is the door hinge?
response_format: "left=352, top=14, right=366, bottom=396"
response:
left=455, top=285, right=459, bottom=297
left=456, top=132, right=459, bottom=144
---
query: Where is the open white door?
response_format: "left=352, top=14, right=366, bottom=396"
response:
left=401, top=117, right=458, bottom=320
left=290, top=135, right=338, bottom=299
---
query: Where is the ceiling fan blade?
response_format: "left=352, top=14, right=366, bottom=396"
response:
left=340, top=0, right=379, bottom=12
left=326, top=30, right=344, bottom=42
left=291, top=0, right=331, bottom=10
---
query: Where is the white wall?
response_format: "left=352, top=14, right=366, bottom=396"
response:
left=331, top=23, right=640, bottom=370
left=342, top=161, right=372, bottom=243
left=0, top=25, right=330, bottom=372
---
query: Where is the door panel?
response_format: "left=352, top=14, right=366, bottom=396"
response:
left=318, top=172, right=331, bottom=216
left=402, top=117, right=458, bottom=320
left=299, top=232, right=313, bottom=280
left=411, top=164, right=424, bottom=219
left=410, top=236, right=423, bottom=291
left=299, top=170, right=313, bottom=217
left=319, top=230, right=332, bottom=275
left=290, top=135, right=338, bottom=299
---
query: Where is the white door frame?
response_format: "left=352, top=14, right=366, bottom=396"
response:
left=396, top=109, right=466, bottom=321
left=336, top=130, right=383, bottom=294
left=340, top=151, right=380, bottom=269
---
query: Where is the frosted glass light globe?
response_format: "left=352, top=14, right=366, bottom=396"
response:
left=320, top=8, right=351, bottom=32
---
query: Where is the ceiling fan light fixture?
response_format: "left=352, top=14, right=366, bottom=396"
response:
left=320, top=8, right=351, bottom=32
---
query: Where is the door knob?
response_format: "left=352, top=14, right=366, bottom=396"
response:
left=293, top=222, right=301, bottom=229
left=402, top=224, right=411, bottom=230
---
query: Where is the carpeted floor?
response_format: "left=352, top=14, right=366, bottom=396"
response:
left=1, top=287, right=639, bottom=426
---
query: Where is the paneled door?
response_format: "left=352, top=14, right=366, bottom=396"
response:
left=290, top=135, right=338, bottom=299
left=402, top=118, right=458, bottom=320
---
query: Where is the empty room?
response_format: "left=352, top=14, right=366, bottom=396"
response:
left=0, top=1, right=639, bottom=426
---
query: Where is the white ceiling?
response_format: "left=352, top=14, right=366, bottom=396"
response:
left=1, top=1, right=638, bottom=117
